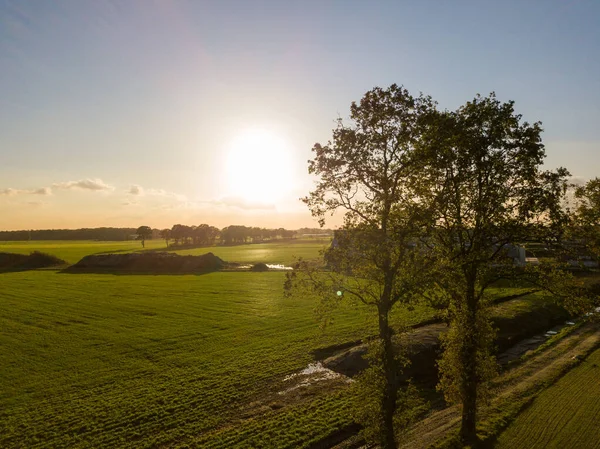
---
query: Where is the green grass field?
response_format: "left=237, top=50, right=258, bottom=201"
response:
left=0, top=240, right=164, bottom=264
left=0, top=238, right=330, bottom=265
left=0, top=240, right=558, bottom=448
left=0, top=269, right=370, bottom=448
left=0, top=240, right=423, bottom=448
left=495, top=346, right=600, bottom=449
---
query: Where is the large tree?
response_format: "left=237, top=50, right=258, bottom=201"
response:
left=287, top=85, right=437, bottom=448
left=135, top=225, right=152, bottom=248
left=159, top=228, right=171, bottom=247
left=422, top=94, right=570, bottom=445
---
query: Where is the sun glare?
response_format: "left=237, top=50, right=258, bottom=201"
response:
left=225, top=128, right=293, bottom=203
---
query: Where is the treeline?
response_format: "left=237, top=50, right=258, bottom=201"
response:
left=157, top=224, right=299, bottom=247
left=295, top=227, right=333, bottom=236
left=0, top=225, right=332, bottom=244
left=0, top=228, right=137, bottom=241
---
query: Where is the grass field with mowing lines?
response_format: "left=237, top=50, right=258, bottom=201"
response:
left=0, top=267, right=436, bottom=448
left=495, top=346, right=600, bottom=449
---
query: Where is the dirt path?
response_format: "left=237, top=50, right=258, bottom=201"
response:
left=398, top=322, right=600, bottom=449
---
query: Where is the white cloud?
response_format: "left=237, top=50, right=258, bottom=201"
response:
left=31, top=187, right=52, bottom=195
left=53, top=178, right=114, bottom=191
left=0, top=186, right=52, bottom=196
left=211, top=196, right=276, bottom=210
left=126, top=184, right=186, bottom=201
left=0, top=188, right=19, bottom=196
left=129, top=184, right=144, bottom=195
left=121, top=185, right=188, bottom=209
left=146, top=188, right=187, bottom=201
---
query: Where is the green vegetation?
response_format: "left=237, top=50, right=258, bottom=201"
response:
left=171, top=239, right=330, bottom=265
left=0, top=240, right=164, bottom=264
left=495, top=346, right=600, bottom=449
left=135, top=226, right=152, bottom=248
left=422, top=93, right=571, bottom=446
left=294, top=84, right=439, bottom=448
left=0, top=240, right=549, bottom=448
left=0, top=238, right=330, bottom=265
left=0, top=264, right=430, bottom=448
left=0, top=270, right=334, bottom=447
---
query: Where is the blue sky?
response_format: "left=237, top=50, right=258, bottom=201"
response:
left=1, top=0, right=599, bottom=229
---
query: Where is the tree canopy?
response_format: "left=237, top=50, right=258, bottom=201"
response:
left=135, top=226, right=152, bottom=248
left=420, top=93, right=571, bottom=444
left=289, top=86, right=580, bottom=447
left=290, top=85, right=439, bottom=448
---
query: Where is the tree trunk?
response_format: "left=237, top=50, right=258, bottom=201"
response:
left=460, top=275, right=478, bottom=446
left=378, top=293, right=397, bottom=449
left=460, top=332, right=478, bottom=445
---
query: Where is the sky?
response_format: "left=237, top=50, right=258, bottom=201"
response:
left=1, top=0, right=599, bottom=231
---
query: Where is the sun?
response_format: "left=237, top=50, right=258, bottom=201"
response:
left=225, top=128, right=293, bottom=203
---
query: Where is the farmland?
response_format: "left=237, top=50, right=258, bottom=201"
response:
left=0, top=238, right=329, bottom=265
left=0, top=240, right=165, bottom=264
left=0, top=239, right=425, bottom=448
left=495, top=346, right=600, bottom=449
left=0, top=239, right=581, bottom=448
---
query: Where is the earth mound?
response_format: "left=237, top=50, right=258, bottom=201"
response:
left=249, top=263, right=269, bottom=272
left=0, top=251, right=67, bottom=271
left=66, top=252, right=225, bottom=274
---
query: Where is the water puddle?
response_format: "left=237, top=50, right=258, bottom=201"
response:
left=278, top=362, right=351, bottom=395
left=236, top=264, right=293, bottom=270
left=585, top=306, right=600, bottom=317
left=266, top=264, right=293, bottom=270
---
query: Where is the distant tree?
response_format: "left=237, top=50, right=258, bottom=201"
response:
left=170, top=224, right=184, bottom=245
left=159, top=229, right=171, bottom=247
left=220, top=226, right=232, bottom=245
left=183, top=225, right=194, bottom=245
left=193, top=224, right=220, bottom=246
left=136, top=226, right=152, bottom=248
left=422, top=94, right=571, bottom=445
left=281, top=229, right=297, bottom=239
left=286, top=85, right=437, bottom=448
left=207, top=225, right=220, bottom=245
left=221, top=225, right=251, bottom=245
